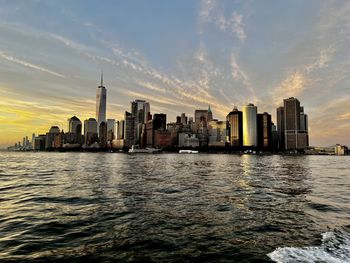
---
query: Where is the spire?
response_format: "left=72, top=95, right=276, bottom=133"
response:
left=100, top=71, right=103, bottom=87
left=208, top=104, right=212, bottom=113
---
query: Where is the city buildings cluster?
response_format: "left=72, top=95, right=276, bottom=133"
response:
left=7, top=75, right=348, bottom=155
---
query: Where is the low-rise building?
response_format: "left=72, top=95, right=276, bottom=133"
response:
left=178, top=133, right=200, bottom=147
left=155, top=130, right=172, bottom=148
left=335, top=144, right=348, bottom=155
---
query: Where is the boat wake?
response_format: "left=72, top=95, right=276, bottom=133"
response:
left=268, top=230, right=350, bottom=263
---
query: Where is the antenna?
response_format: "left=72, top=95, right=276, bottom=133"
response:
left=100, top=71, right=103, bottom=87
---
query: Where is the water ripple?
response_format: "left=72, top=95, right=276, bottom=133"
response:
left=0, top=152, right=349, bottom=262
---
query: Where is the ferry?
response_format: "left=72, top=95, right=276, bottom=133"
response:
left=179, top=150, right=199, bottom=154
left=128, top=145, right=159, bottom=154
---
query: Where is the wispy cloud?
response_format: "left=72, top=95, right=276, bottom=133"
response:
left=272, top=71, right=307, bottom=105
left=199, top=0, right=217, bottom=24
left=137, top=81, right=166, bottom=93
left=230, top=54, right=256, bottom=100
left=1, top=1, right=350, bottom=147
left=125, top=91, right=183, bottom=107
left=0, top=51, right=66, bottom=78
left=336, top=112, right=350, bottom=121
left=217, top=12, right=246, bottom=41
left=199, top=0, right=247, bottom=41
left=305, top=46, right=336, bottom=73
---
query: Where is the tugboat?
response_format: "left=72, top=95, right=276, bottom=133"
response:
left=128, top=145, right=159, bottom=154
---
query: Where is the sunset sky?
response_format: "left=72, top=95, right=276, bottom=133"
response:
left=0, top=0, right=349, bottom=147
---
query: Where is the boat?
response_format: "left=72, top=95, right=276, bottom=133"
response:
left=179, top=150, right=199, bottom=154
left=128, top=145, right=159, bottom=154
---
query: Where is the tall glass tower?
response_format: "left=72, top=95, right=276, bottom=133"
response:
left=96, top=73, right=107, bottom=126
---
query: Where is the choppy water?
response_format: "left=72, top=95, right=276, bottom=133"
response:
left=0, top=152, right=349, bottom=263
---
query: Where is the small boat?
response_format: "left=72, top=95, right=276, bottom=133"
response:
left=128, top=145, right=159, bottom=154
left=179, top=150, right=199, bottom=154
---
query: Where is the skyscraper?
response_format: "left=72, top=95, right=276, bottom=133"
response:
left=153, top=113, right=166, bottom=131
left=96, top=73, right=107, bottom=126
left=84, top=118, right=98, bottom=145
left=226, top=107, right=243, bottom=148
left=66, top=116, right=83, bottom=145
left=284, top=97, right=301, bottom=150
left=194, top=109, right=210, bottom=147
left=180, top=113, right=187, bottom=125
left=194, top=109, right=208, bottom=124
left=176, top=116, right=182, bottom=124
left=242, top=103, right=258, bottom=147
left=300, top=107, right=309, bottom=147
left=257, top=112, right=272, bottom=150
left=208, top=120, right=226, bottom=146
left=131, top=100, right=150, bottom=123
left=271, top=122, right=279, bottom=152
left=99, top=121, right=107, bottom=148
left=107, top=119, right=115, bottom=141
left=124, top=111, right=135, bottom=148
left=277, top=97, right=309, bottom=150
left=131, top=100, right=150, bottom=144
left=68, top=116, right=82, bottom=134
left=144, top=114, right=166, bottom=147
left=116, top=120, right=125, bottom=140
left=144, top=102, right=151, bottom=123
left=276, top=107, right=285, bottom=151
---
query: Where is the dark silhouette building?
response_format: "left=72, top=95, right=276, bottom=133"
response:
left=99, top=121, right=107, bottom=148
left=257, top=112, right=272, bottom=151
left=45, top=126, right=60, bottom=150
left=226, top=107, right=243, bottom=148
left=277, top=97, right=309, bottom=151
left=145, top=113, right=166, bottom=147
left=124, top=111, right=135, bottom=148
left=276, top=107, right=285, bottom=151
left=84, top=118, right=98, bottom=146
left=153, top=114, right=166, bottom=131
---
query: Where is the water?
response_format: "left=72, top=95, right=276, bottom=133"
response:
left=0, top=152, right=349, bottom=262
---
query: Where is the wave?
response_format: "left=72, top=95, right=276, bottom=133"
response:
left=267, top=230, right=350, bottom=263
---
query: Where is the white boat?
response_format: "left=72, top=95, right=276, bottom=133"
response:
left=128, top=145, right=159, bottom=154
left=179, top=150, right=199, bottom=154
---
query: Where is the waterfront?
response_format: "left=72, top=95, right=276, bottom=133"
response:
left=0, top=152, right=349, bottom=262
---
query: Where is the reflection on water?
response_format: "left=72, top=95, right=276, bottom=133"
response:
left=0, top=152, right=349, bottom=262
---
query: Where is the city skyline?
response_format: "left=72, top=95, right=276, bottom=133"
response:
left=1, top=1, right=350, bottom=147
left=8, top=79, right=311, bottom=152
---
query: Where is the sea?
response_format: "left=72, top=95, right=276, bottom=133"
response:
left=0, top=152, right=349, bottom=263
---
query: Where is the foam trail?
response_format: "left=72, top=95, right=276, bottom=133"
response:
left=267, top=231, right=350, bottom=263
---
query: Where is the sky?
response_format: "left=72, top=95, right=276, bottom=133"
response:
left=0, top=0, right=349, bottom=147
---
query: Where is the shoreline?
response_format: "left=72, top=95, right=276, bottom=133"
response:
left=4, top=149, right=349, bottom=156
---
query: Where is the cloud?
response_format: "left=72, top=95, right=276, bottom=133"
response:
left=1, top=1, right=350, bottom=147
left=305, top=46, right=336, bottom=73
left=336, top=112, right=350, bottom=121
left=272, top=71, right=307, bottom=105
left=199, top=0, right=217, bottom=24
left=217, top=12, right=246, bottom=41
left=0, top=51, right=66, bottom=78
left=137, top=81, right=166, bottom=93
left=307, top=97, right=350, bottom=145
left=230, top=54, right=256, bottom=99
left=125, top=91, right=182, bottom=107
left=271, top=45, right=339, bottom=107
left=199, top=0, right=247, bottom=41
left=231, top=55, right=248, bottom=83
